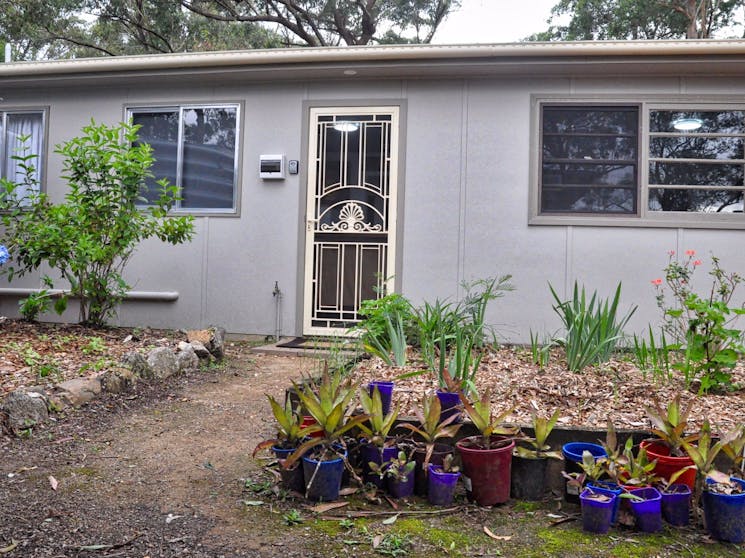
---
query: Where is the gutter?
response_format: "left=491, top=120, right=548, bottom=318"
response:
left=2, top=40, right=745, bottom=78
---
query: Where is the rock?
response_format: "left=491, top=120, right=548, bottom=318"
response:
left=176, top=344, right=199, bottom=372
left=121, top=351, right=151, bottom=378
left=55, top=377, right=102, bottom=407
left=101, top=366, right=137, bottom=393
left=145, top=347, right=179, bottom=380
left=190, top=340, right=212, bottom=361
left=187, top=329, right=212, bottom=347
left=1, top=390, right=49, bottom=434
left=210, top=326, right=226, bottom=361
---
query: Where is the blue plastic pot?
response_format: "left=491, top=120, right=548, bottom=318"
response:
left=428, top=464, right=460, bottom=506
left=368, top=381, right=394, bottom=416
left=580, top=488, right=616, bottom=534
left=661, top=484, right=691, bottom=527
left=703, top=477, right=745, bottom=543
left=360, top=442, right=398, bottom=487
left=562, top=442, right=607, bottom=503
left=629, top=487, right=663, bottom=533
left=387, top=470, right=415, bottom=499
left=273, top=445, right=304, bottom=493
left=436, top=390, right=462, bottom=424
left=302, top=450, right=346, bottom=502
left=587, top=481, right=622, bottom=525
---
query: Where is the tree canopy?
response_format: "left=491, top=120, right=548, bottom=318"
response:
left=530, top=0, right=744, bottom=41
left=0, top=0, right=461, bottom=61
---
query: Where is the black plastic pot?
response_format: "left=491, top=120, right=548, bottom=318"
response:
left=273, top=445, right=304, bottom=493
left=510, top=455, right=548, bottom=501
left=413, top=443, right=453, bottom=497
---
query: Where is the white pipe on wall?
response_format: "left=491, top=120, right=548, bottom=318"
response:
left=0, top=288, right=178, bottom=302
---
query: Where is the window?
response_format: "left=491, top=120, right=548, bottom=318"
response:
left=540, top=105, right=639, bottom=214
left=2, top=111, right=45, bottom=202
left=649, top=110, right=744, bottom=213
left=534, top=100, right=745, bottom=227
left=129, top=105, right=239, bottom=211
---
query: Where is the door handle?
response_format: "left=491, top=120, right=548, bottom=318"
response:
left=306, top=217, right=318, bottom=232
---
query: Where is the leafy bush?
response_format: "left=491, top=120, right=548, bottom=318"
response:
left=653, top=250, right=745, bottom=393
left=354, top=293, right=414, bottom=346
left=0, top=120, right=194, bottom=326
left=550, top=281, right=636, bottom=372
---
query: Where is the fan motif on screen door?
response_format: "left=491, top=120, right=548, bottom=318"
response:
left=320, top=201, right=383, bottom=232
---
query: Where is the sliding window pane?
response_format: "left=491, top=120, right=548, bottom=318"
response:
left=650, top=110, right=744, bottom=134
left=649, top=162, right=743, bottom=187
left=543, top=107, right=637, bottom=135
left=132, top=110, right=179, bottom=205
left=650, top=137, right=744, bottom=160
left=542, top=186, right=635, bottom=213
left=649, top=188, right=743, bottom=212
left=542, top=163, right=636, bottom=186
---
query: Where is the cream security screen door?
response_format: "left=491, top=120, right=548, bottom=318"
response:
left=303, top=107, right=399, bottom=335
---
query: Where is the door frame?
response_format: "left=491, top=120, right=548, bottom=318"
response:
left=298, top=100, right=407, bottom=337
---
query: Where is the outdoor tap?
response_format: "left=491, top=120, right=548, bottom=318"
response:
left=273, top=281, right=280, bottom=297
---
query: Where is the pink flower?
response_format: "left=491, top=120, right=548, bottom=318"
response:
left=685, top=249, right=696, bottom=256
left=651, top=279, right=663, bottom=286
left=668, top=250, right=675, bottom=256
left=693, top=260, right=702, bottom=267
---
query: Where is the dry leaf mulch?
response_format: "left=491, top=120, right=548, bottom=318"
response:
left=0, top=319, right=179, bottom=396
left=351, top=346, right=745, bottom=434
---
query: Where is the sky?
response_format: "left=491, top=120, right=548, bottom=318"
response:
left=434, top=0, right=560, bottom=44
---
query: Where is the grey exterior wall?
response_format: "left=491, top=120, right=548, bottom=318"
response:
left=1, top=72, right=744, bottom=342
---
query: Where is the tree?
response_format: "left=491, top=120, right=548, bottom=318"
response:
left=180, top=0, right=460, bottom=46
left=530, top=0, right=743, bottom=41
left=0, top=0, right=460, bottom=61
left=0, top=121, right=195, bottom=326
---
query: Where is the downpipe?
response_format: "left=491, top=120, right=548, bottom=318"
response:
left=272, top=281, right=282, bottom=342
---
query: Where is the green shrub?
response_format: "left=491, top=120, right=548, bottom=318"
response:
left=0, top=120, right=194, bottom=326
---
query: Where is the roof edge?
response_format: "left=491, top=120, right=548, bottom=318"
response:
left=4, top=40, right=745, bottom=77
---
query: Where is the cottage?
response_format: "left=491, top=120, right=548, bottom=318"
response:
left=1, top=40, right=744, bottom=341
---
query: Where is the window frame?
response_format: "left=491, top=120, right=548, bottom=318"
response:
left=0, top=107, right=48, bottom=193
left=530, top=95, right=745, bottom=229
left=126, top=102, right=242, bottom=215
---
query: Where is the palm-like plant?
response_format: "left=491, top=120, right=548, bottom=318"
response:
left=458, top=388, right=519, bottom=450
left=618, top=439, right=659, bottom=488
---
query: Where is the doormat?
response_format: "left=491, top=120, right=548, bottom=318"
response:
left=275, top=337, right=345, bottom=350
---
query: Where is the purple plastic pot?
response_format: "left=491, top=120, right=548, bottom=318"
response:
left=428, top=464, right=460, bottom=506
left=702, top=477, right=745, bottom=543
left=413, top=443, right=453, bottom=497
left=587, top=481, right=622, bottom=526
left=436, top=390, right=462, bottom=424
left=387, top=470, right=415, bottom=499
left=580, top=488, right=616, bottom=534
left=368, top=381, right=394, bottom=416
left=629, top=487, right=663, bottom=533
left=661, top=484, right=691, bottom=527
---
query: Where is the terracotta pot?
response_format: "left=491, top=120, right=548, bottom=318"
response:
left=640, top=440, right=695, bottom=489
left=456, top=435, right=515, bottom=506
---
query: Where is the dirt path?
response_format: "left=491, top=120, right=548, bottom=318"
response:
left=0, top=346, right=322, bottom=557
left=1, top=345, right=742, bottom=558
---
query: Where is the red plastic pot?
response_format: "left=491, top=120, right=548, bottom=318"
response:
left=639, top=440, right=695, bottom=489
left=456, top=435, right=515, bottom=506
left=301, top=416, right=324, bottom=438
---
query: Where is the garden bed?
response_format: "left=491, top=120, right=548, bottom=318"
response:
left=350, top=347, right=745, bottom=433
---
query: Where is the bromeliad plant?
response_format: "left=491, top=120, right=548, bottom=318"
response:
left=399, top=393, right=462, bottom=471
left=454, top=382, right=519, bottom=450
left=513, top=410, right=562, bottom=460
left=284, top=367, right=368, bottom=467
left=358, top=385, right=399, bottom=448
left=252, top=395, right=322, bottom=456
left=363, top=312, right=408, bottom=367
left=618, top=440, right=659, bottom=488
left=370, top=450, right=416, bottom=482
left=644, top=394, right=698, bottom=457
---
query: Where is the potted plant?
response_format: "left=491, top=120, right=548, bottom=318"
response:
left=428, top=454, right=461, bottom=506
left=357, top=385, right=400, bottom=487
left=399, top=393, right=462, bottom=496
left=626, top=486, right=663, bottom=533
left=658, top=481, right=692, bottom=527
left=454, top=383, right=518, bottom=506
left=562, top=449, right=607, bottom=504
left=561, top=441, right=607, bottom=503
left=642, top=394, right=699, bottom=488
left=380, top=450, right=416, bottom=499
left=252, top=395, right=322, bottom=493
left=681, top=419, right=745, bottom=542
left=284, top=369, right=368, bottom=501
left=511, top=410, right=562, bottom=501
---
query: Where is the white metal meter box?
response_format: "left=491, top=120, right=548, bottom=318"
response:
left=260, top=154, right=285, bottom=179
